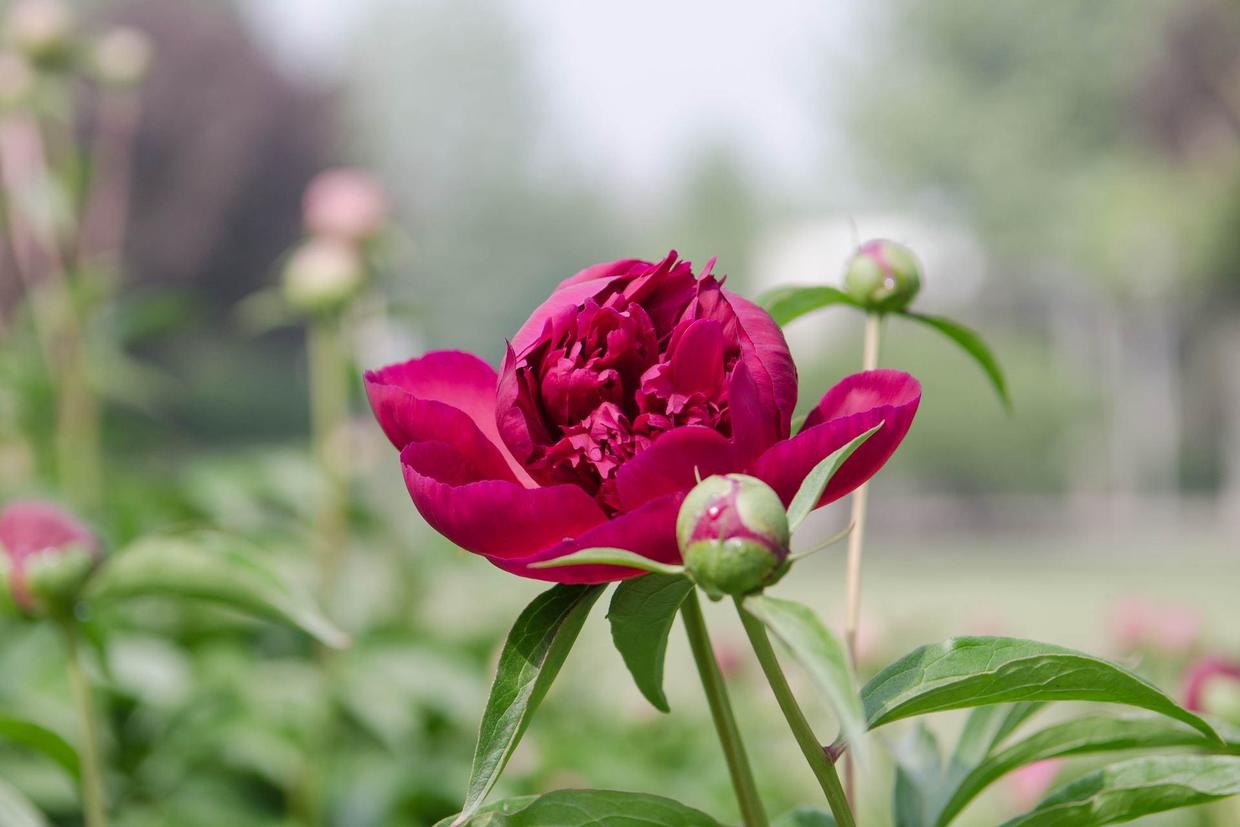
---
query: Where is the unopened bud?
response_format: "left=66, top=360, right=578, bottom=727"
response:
left=843, top=239, right=922, bottom=313
left=282, top=237, right=366, bottom=314
left=676, top=474, right=790, bottom=601
left=303, top=168, right=389, bottom=243
left=93, top=26, right=151, bottom=88
left=3, top=0, right=74, bottom=69
left=0, top=500, right=100, bottom=617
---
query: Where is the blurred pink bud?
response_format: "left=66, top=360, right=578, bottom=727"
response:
left=1182, top=656, right=1240, bottom=713
left=0, top=499, right=99, bottom=615
left=93, top=26, right=152, bottom=88
left=1007, top=759, right=1060, bottom=810
left=282, top=237, right=366, bottom=314
left=1108, top=597, right=1156, bottom=652
left=302, top=168, right=389, bottom=243
left=1151, top=607, right=1202, bottom=654
left=3, top=0, right=73, bottom=66
left=713, top=638, right=746, bottom=680
left=1108, top=597, right=1202, bottom=656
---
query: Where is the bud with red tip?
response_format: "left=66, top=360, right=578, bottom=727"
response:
left=676, top=474, right=791, bottom=601
left=302, top=168, right=389, bottom=244
left=843, top=239, right=922, bottom=313
left=0, top=499, right=101, bottom=617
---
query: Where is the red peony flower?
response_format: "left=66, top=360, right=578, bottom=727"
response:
left=0, top=499, right=100, bottom=613
left=366, top=252, right=920, bottom=582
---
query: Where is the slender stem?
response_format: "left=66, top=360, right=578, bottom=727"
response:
left=680, top=591, right=768, bottom=827
left=307, top=314, right=349, bottom=589
left=843, top=311, right=882, bottom=804
left=62, top=624, right=108, bottom=827
left=737, top=603, right=856, bottom=827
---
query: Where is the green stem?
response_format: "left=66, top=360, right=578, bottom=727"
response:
left=307, top=314, right=349, bottom=589
left=680, top=591, right=768, bottom=827
left=843, top=312, right=882, bottom=804
left=737, top=602, right=856, bottom=827
left=62, top=624, right=108, bottom=827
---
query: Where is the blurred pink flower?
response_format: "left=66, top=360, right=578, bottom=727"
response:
left=1182, top=655, right=1240, bottom=713
left=1108, top=597, right=1202, bottom=655
left=0, top=499, right=99, bottom=613
left=302, top=168, right=389, bottom=243
left=1007, top=759, right=1061, bottom=810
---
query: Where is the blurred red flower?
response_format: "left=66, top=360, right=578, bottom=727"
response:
left=0, top=499, right=99, bottom=613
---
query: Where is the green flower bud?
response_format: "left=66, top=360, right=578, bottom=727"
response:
left=843, top=239, right=922, bottom=313
left=281, top=237, right=365, bottom=315
left=676, top=474, right=790, bottom=601
left=92, top=26, right=152, bottom=89
left=0, top=500, right=101, bottom=618
left=3, top=0, right=74, bottom=70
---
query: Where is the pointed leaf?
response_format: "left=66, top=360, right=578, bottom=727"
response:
left=608, top=574, right=694, bottom=713
left=85, top=532, right=348, bottom=648
left=759, top=285, right=861, bottom=326
left=459, top=585, right=604, bottom=823
left=743, top=595, right=867, bottom=763
left=0, top=715, right=79, bottom=781
left=786, top=424, right=882, bottom=532
left=938, top=715, right=1240, bottom=826
left=0, top=779, right=49, bottom=827
left=893, top=723, right=942, bottom=827
left=862, top=637, right=1217, bottom=743
left=530, top=548, right=684, bottom=576
left=441, top=789, right=722, bottom=826
left=900, top=312, right=1010, bottom=410
left=999, top=754, right=1240, bottom=827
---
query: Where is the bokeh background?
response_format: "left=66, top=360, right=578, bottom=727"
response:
left=1, top=0, right=1238, bottom=825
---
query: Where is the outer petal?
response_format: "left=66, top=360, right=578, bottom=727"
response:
left=612, top=426, right=740, bottom=513
left=726, top=290, right=798, bottom=436
left=488, top=492, right=685, bottom=583
left=400, top=441, right=607, bottom=559
left=0, top=500, right=96, bottom=563
left=365, top=351, right=531, bottom=483
left=749, top=370, right=921, bottom=507
left=556, top=257, right=650, bottom=289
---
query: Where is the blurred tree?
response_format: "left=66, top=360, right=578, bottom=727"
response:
left=346, top=0, right=625, bottom=360
left=844, top=0, right=1240, bottom=507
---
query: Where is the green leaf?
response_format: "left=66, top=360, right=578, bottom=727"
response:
left=0, top=715, right=79, bottom=781
left=743, top=595, right=867, bottom=763
left=938, top=714, right=1240, bottom=826
left=893, top=723, right=943, bottom=827
left=773, top=807, right=838, bottom=827
left=900, top=312, right=1010, bottom=410
left=530, top=548, right=684, bottom=576
left=786, top=424, right=883, bottom=532
left=441, top=789, right=722, bottom=826
left=459, top=584, right=605, bottom=823
left=999, top=754, right=1240, bottom=827
left=85, top=532, right=348, bottom=648
left=948, top=703, right=1043, bottom=777
left=0, top=779, right=49, bottom=827
left=608, top=574, right=694, bottom=713
left=758, top=285, right=861, bottom=326
left=862, top=637, right=1217, bottom=743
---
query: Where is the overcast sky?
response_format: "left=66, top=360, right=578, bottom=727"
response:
left=239, top=0, right=859, bottom=196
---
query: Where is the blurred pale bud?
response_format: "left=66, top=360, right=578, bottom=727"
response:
left=4, top=0, right=74, bottom=68
left=282, top=237, right=366, bottom=314
left=1182, top=656, right=1240, bottom=714
left=0, top=499, right=101, bottom=617
left=676, top=474, right=790, bottom=601
left=303, top=168, right=389, bottom=243
left=843, top=239, right=922, bottom=313
left=1006, top=759, right=1061, bottom=810
left=93, top=26, right=152, bottom=88
left=0, top=51, right=34, bottom=109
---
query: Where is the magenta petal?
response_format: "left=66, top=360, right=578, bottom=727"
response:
left=750, top=370, right=921, bottom=507
left=726, top=290, right=798, bottom=436
left=727, top=361, right=782, bottom=463
left=669, top=319, right=725, bottom=396
left=400, top=442, right=607, bottom=559
left=612, top=426, right=739, bottom=513
left=490, top=492, right=685, bottom=583
left=556, top=258, right=650, bottom=289
left=510, top=279, right=617, bottom=355
left=0, top=500, right=96, bottom=563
